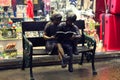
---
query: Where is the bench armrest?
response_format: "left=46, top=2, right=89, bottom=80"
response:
left=23, top=35, right=33, bottom=67
left=23, top=35, right=33, bottom=54
left=84, top=35, right=96, bottom=51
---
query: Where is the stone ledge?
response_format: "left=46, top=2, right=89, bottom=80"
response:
left=0, top=52, right=120, bottom=70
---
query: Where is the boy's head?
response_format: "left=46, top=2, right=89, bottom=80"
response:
left=50, top=13, right=62, bottom=22
left=66, top=13, right=77, bottom=23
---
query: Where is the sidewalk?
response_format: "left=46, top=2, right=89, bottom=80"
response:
left=0, top=58, right=120, bottom=80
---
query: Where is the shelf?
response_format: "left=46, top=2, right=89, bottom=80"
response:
left=0, top=38, right=22, bottom=41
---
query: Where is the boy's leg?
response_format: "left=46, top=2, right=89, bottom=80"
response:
left=57, top=43, right=70, bottom=68
left=62, top=44, right=73, bottom=72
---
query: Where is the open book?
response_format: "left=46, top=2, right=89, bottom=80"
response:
left=55, top=31, right=75, bottom=40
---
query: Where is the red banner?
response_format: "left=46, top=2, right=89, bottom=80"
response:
left=0, top=0, right=11, bottom=6
left=26, top=0, right=34, bottom=19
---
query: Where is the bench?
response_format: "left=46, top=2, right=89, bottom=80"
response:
left=21, top=20, right=97, bottom=80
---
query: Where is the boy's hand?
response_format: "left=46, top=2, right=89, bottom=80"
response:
left=50, top=36, right=55, bottom=39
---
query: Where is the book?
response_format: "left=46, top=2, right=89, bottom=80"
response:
left=55, top=31, right=75, bottom=40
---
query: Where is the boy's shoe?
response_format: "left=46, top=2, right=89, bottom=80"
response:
left=61, top=60, right=67, bottom=68
left=61, top=55, right=70, bottom=68
left=68, top=66, right=73, bottom=72
left=68, top=62, right=73, bottom=72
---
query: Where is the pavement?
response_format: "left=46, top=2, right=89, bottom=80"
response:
left=0, top=58, right=120, bottom=80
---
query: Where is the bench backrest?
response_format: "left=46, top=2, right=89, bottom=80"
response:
left=22, top=20, right=85, bottom=49
left=22, top=21, right=47, bottom=47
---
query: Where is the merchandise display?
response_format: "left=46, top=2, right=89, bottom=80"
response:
left=0, top=6, right=22, bottom=60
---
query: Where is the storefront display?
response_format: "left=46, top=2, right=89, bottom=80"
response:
left=0, top=0, right=117, bottom=67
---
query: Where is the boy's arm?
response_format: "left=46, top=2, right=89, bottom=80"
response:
left=43, top=32, right=55, bottom=40
left=72, top=26, right=81, bottom=39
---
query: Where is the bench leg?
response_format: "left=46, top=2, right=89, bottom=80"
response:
left=30, top=66, right=34, bottom=80
left=29, top=54, right=34, bottom=80
left=91, top=52, right=97, bottom=75
left=30, top=64, right=34, bottom=80
left=79, top=53, right=84, bottom=65
left=22, top=53, right=25, bottom=70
